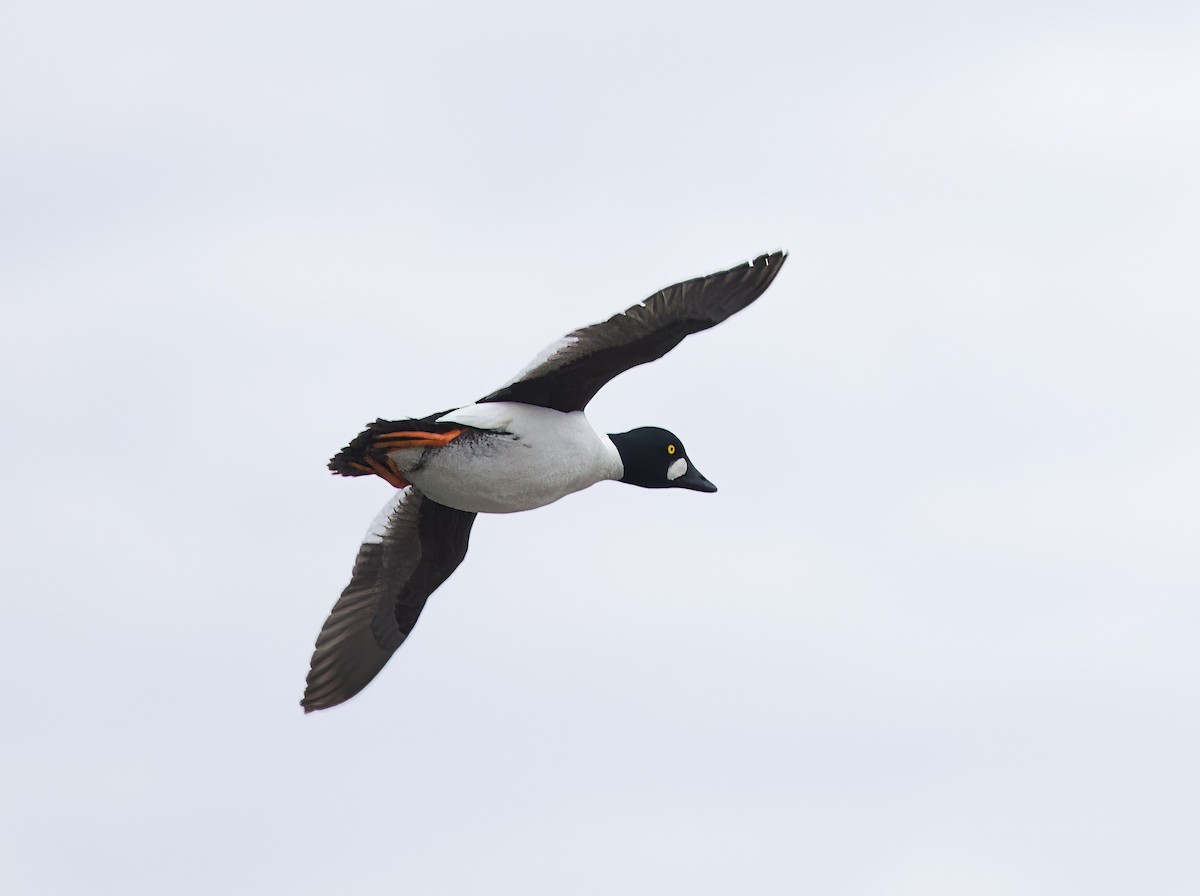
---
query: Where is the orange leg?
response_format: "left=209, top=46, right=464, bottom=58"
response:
left=372, top=427, right=465, bottom=450
left=364, top=455, right=411, bottom=489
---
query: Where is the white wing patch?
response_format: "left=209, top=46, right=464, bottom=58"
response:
left=667, top=457, right=688, bottom=481
left=497, top=335, right=579, bottom=389
left=362, top=488, right=411, bottom=545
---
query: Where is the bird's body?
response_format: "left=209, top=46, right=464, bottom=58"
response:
left=303, top=251, right=787, bottom=712
left=394, top=403, right=623, bottom=514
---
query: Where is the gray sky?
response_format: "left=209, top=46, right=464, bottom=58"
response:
left=3, top=2, right=1198, bottom=893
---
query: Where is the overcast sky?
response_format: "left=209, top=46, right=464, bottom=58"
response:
left=2, top=2, right=1198, bottom=894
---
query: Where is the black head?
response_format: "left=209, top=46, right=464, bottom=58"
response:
left=608, top=427, right=718, bottom=493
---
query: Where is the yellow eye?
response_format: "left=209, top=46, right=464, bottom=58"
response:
left=667, top=444, right=676, bottom=455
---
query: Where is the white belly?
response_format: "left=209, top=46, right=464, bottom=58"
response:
left=389, top=404, right=623, bottom=514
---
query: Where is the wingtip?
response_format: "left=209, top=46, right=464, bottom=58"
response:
left=736, top=251, right=787, bottom=288
left=751, top=249, right=787, bottom=266
left=300, top=691, right=340, bottom=713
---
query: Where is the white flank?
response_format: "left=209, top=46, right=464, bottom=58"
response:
left=667, top=457, right=688, bottom=481
left=410, top=404, right=623, bottom=513
left=437, top=403, right=517, bottom=431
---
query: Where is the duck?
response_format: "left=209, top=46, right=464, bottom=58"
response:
left=302, top=250, right=787, bottom=712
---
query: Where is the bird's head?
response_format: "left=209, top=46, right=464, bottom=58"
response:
left=608, top=427, right=717, bottom=493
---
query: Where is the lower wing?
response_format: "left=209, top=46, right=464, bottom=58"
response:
left=301, top=488, right=477, bottom=712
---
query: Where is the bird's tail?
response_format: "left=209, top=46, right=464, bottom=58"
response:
left=328, top=414, right=465, bottom=485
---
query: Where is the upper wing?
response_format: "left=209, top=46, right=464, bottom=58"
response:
left=479, top=251, right=787, bottom=412
left=301, top=488, right=477, bottom=712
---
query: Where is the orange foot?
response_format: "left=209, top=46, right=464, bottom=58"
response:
left=350, top=455, right=411, bottom=489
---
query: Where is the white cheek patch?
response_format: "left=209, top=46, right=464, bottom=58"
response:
left=666, top=457, right=688, bottom=481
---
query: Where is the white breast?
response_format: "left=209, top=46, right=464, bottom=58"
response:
left=391, top=403, right=624, bottom=514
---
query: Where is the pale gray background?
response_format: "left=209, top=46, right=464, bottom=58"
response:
left=2, top=2, right=1197, bottom=893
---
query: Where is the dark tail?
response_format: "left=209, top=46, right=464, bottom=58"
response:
left=328, top=412, right=462, bottom=477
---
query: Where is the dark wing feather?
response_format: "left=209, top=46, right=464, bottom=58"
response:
left=479, top=251, right=786, bottom=412
left=301, top=488, right=476, bottom=712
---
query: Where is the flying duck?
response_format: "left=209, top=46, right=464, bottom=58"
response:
left=302, top=251, right=787, bottom=711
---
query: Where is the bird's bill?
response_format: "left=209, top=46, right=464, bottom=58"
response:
left=675, top=464, right=718, bottom=493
